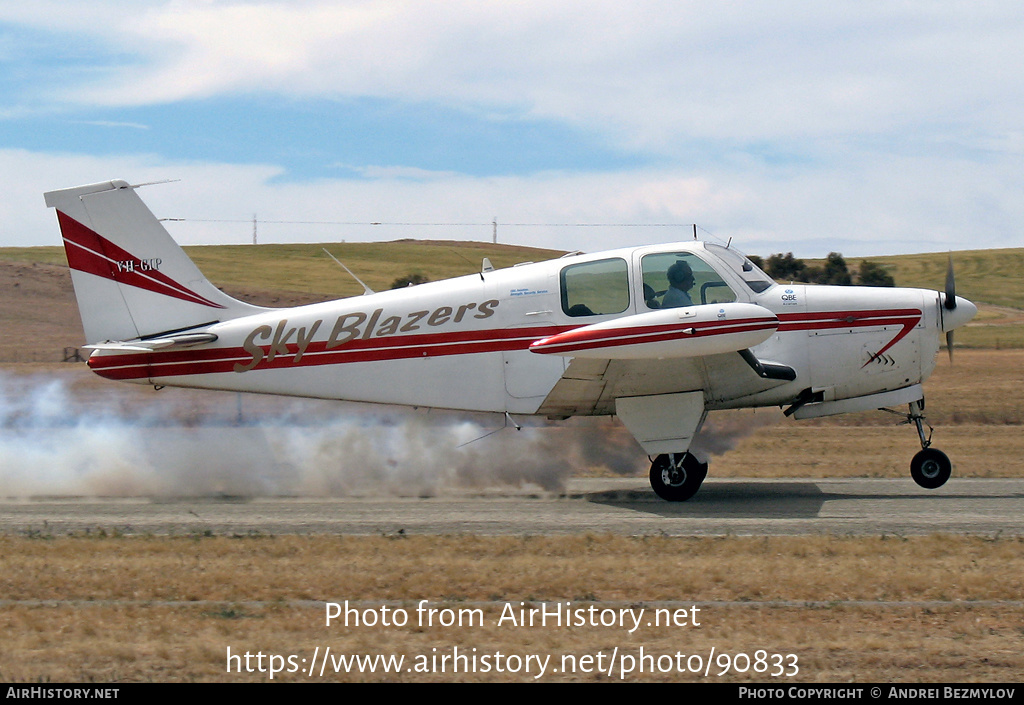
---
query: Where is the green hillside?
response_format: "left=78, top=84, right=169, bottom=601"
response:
left=0, top=240, right=563, bottom=300
left=186, top=240, right=561, bottom=298
left=3, top=240, right=1021, bottom=347
left=9, top=241, right=1021, bottom=305
left=853, top=248, right=1024, bottom=311
left=784, top=248, right=1024, bottom=310
left=784, top=248, right=1024, bottom=349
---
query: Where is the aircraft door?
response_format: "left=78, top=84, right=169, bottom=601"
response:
left=503, top=256, right=636, bottom=411
left=500, top=270, right=565, bottom=409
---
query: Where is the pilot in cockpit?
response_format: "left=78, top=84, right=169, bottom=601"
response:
left=661, top=260, right=695, bottom=308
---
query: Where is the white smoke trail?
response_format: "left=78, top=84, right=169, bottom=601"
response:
left=689, top=408, right=784, bottom=461
left=0, top=372, right=779, bottom=497
left=0, top=371, right=647, bottom=497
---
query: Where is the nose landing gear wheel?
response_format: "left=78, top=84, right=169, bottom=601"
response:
left=649, top=452, right=708, bottom=502
left=910, top=448, right=951, bottom=489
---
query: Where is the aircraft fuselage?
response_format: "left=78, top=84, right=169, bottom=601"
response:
left=86, top=242, right=966, bottom=421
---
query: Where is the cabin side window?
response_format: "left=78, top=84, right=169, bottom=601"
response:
left=641, top=252, right=737, bottom=309
left=560, top=257, right=630, bottom=317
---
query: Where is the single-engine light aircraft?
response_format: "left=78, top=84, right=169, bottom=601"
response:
left=46, top=180, right=978, bottom=501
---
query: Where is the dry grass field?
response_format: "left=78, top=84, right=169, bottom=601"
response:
left=1, top=534, right=1023, bottom=682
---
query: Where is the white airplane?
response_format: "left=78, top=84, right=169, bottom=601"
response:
left=46, top=179, right=977, bottom=501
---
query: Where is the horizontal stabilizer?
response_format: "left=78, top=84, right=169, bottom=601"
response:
left=85, top=332, right=218, bottom=353
left=529, top=303, right=778, bottom=359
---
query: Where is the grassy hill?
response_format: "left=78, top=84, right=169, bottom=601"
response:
left=0, top=240, right=563, bottom=304
left=804, top=248, right=1024, bottom=349
left=191, top=240, right=565, bottom=299
left=1, top=241, right=1020, bottom=357
left=7, top=241, right=1021, bottom=304
left=840, top=249, right=1024, bottom=311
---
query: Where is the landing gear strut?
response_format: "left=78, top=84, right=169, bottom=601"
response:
left=649, top=452, right=708, bottom=501
left=907, top=399, right=952, bottom=489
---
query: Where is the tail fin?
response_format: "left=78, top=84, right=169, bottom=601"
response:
left=45, top=179, right=265, bottom=344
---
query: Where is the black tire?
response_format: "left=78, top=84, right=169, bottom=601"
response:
left=649, top=452, right=708, bottom=502
left=910, top=448, right=951, bottom=489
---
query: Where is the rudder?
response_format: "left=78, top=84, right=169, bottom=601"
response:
left=45, top=179, right=264, bottom=344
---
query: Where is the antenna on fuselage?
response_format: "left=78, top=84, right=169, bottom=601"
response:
left=449, top=248, right=488, bottom=281
left=322, top=248, right=375, bottom=295
left=455, top=411, right=523, bottom=448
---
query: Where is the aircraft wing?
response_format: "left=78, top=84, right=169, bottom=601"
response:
left=529, top=302, right=778, bottom=360
left=531, top=303, right=785, bottom=454
left=536, top=353, right=764, bottom=417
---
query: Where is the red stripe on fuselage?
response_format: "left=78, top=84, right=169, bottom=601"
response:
left=88, top=307, right=924, bottom=382
left=777, top=308, right=921, bottom=362
left=87, top=324, right=579, bottom=380
left=776, top=308, right=920, bottom=330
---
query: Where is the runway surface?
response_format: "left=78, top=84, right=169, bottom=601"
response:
left=2, top=478, right=1022, bottom=536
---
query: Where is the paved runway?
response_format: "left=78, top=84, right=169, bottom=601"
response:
left=2, top=477, right=1022, bottom=536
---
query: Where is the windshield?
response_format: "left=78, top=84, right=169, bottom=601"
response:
left=704, top=243, right=775, bottom=294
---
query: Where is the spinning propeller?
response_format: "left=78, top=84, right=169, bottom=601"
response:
left=940, top=254, right=977, bottom=364
left=944, top=254, right=957, bottom=363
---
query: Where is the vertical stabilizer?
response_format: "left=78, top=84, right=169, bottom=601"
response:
left=45, top=180, right=266, bottom=344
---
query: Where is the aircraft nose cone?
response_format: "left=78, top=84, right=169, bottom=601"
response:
left=942, top=295, right=978, bottom=332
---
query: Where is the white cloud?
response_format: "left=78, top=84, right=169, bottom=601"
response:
left=75, top=120, right=150, bottom=130
left=8, top=2, right=1024, bottom=151
left=10, top=145, right=1021, bottom=256
left=332, top=164, right=462, bottom=180
left=2, top=3, right=1022, bottom=256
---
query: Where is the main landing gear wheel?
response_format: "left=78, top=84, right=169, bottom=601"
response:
left=649, top=452, right=708, bottom=502
left=910, top=448, right=951, bottom=489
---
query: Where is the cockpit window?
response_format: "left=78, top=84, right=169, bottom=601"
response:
left=560, top=257, right=630, bottom=317
left=704, top=243, right=775, bottom=293
left=641, top=252, right=737, bottom=309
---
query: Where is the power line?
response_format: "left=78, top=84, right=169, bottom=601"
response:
left=167, top=218, right=695, bottom=227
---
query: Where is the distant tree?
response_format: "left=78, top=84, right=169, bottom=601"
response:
left=857, top=259, right=895, bottom=287
left=801, top=264, right=823, bottom=283
left=824, top=252, right=852, bottom=285
left=765, top=252, right=807, bottom=281
left=820, top=252, right=852, bottom=285
left=390, top=273, right=429, bottom=289
left=753, top=251, right=865, bottom=286
left=747, top=254, right=764, bottom=270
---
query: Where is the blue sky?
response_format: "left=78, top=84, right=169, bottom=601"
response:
left=2, top=2, right=1023, bottom=257
left=6, top=97, right=650, bottom=178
